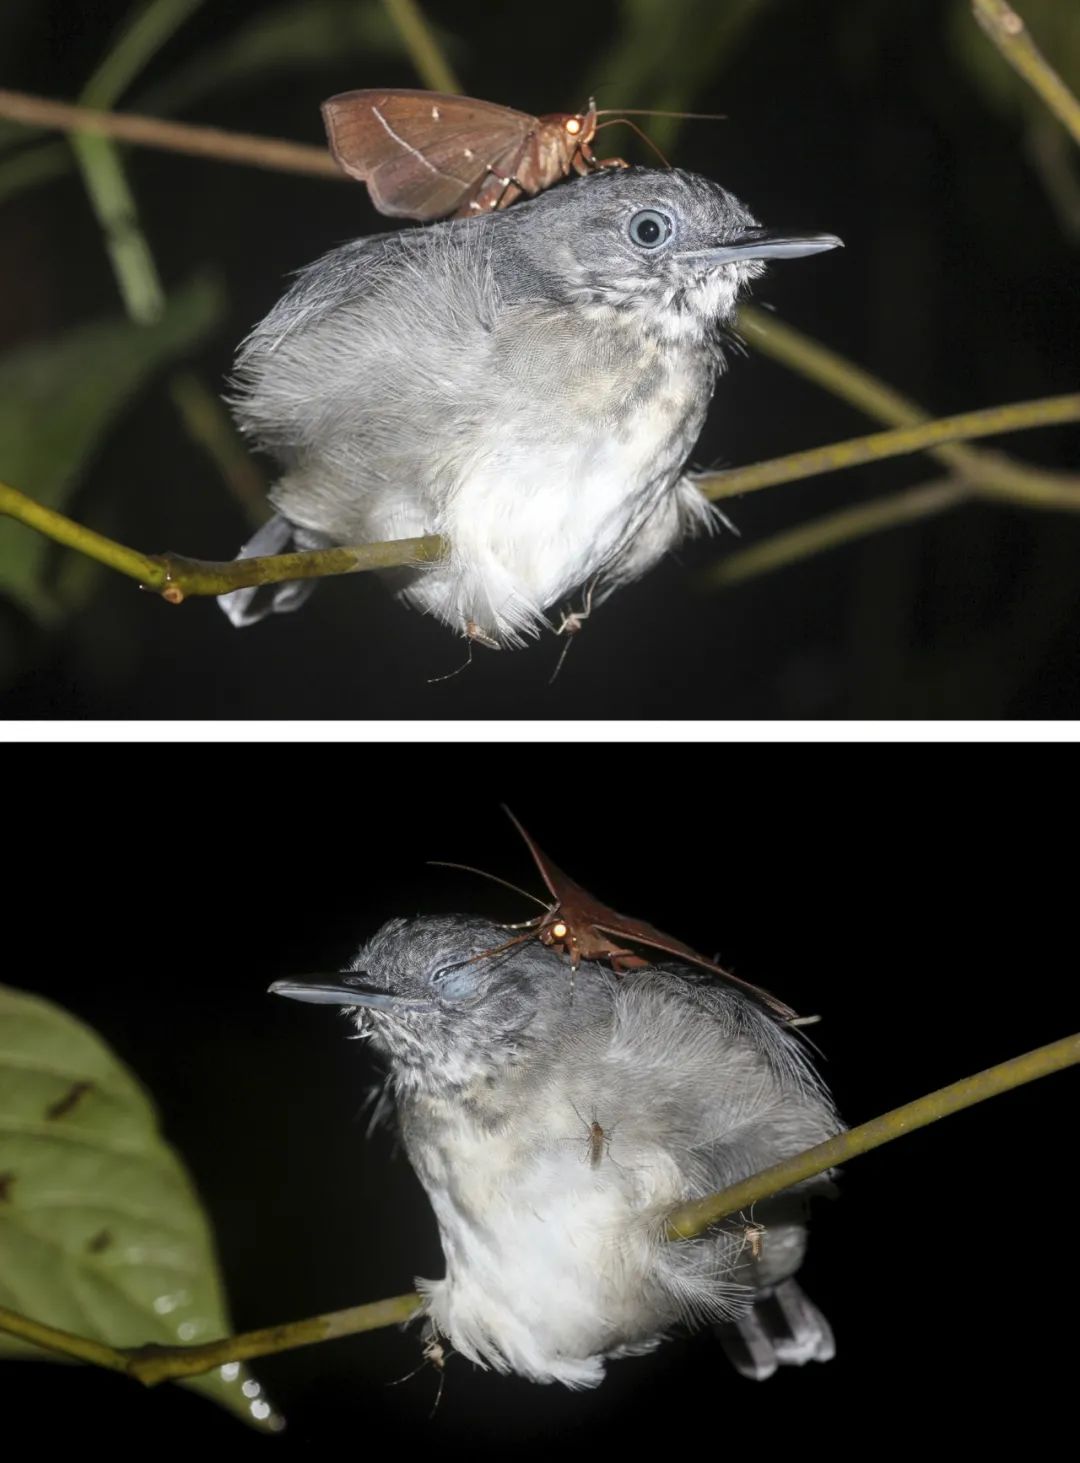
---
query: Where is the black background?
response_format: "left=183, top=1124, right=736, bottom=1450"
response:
left=5, top=750, right=1077, bottom=1449
left=2, top=0, right=1079, bottom=720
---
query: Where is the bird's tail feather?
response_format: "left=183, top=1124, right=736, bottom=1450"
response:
left=217, top=513, right=321, bottom=627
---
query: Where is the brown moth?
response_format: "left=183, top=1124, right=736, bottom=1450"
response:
left=321, top=88, right=625, bottom=221
left=440, top=807, right=797, bottom=1020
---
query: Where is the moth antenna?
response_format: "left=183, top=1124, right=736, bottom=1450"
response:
left=595, top=109, right=728, bottom=121
left=500, top=805, right=562, bottom=902
left=594, top=117, right=671, bottom=168
left=466, top=929, right=536, bottom=965
left=429, top=860, right=550, bottom=910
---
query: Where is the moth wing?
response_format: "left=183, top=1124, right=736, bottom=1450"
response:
left=322, top=89, right=537, bottom=221
left=591, top=919, right=797, bottom=1019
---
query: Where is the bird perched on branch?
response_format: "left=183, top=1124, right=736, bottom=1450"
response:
left=220, top=167, right=840, bottom=646
left=272, top=914, right=840, bottom=1385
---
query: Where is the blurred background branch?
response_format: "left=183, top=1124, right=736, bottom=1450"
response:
left=380, top=0, right=462, bottom=94
left=972, top=0, right=1080, bottom=146
left=0, top=87, right=340, bottom=177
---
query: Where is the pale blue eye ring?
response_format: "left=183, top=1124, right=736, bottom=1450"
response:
left=628, top=209, right=672, bottom=249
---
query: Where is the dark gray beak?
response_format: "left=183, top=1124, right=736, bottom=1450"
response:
left=679, top=229, right=843, bottom=265
left=269, top=976, right=434, bottom=1012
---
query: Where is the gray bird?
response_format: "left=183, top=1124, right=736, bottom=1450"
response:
left=271, top=914, right=841, bottom=1386
left=220, top=167, right=841, bottom=645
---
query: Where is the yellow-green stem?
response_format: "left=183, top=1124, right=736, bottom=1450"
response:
left=972, top=0, right=1080, bottom=148
left=0, top=479, right=445, bottom=599
left=701, top=393, right=1080, bottom=502
left=705, top=479, right=968, bottom=586
left=667, top=1031, right=1080, bottom=1239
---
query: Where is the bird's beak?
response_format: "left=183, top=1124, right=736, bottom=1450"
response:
left=268, top=976, right=435, bottom=1012
left=678, top=229, right=843, bottom=265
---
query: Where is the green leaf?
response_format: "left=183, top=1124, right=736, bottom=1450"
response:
left=0, top=985, right=282, bottom=1432
left=0, top=276, right=224, bottom=621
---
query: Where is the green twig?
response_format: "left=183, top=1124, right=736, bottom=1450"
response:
left=972, top=0, right=1080, bottom=148
left=700, top=393, right=1080, bottom=502
left=666, top=1031, right=1080, bottom=1240
left=0, top=479, right=445, bottom=600
left=71, top=131, right=164, bottom=324
left=0, top=1306, right=132, bottom=1376
left=72, top=0, right=211, bottom=322
left=5, top=379, right=1077, bottom=602
left=704, top=479, right=968, bottom=586
left=128, top=1293, right=424, bottom=1385
left=737, top=306, right=984, bottom=470
left=735, top=306, right=1080, bottom=511
left=381, top=0, right=462, bottom=94
left=66, top=0, right=269, bottom=512
left=0, top=1033, right=1075, bottom=1383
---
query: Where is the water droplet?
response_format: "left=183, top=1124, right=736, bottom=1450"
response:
left=251, top=1400, right=271, bottom=1421
left=220, top=1362, right=240, bottom=1382
left=242, top=1379, right=261, bottom=1398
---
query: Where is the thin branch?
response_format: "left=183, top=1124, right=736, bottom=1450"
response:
left=735, top=306, right=1080, bottom=510
left=0, top=479, right=445, bottom=601
left=381, top=0, right=463, bottom=94
left=128, top=1293, right=423, bottom=1385
left=0, top=88, right=340, bottom=179
left=167, top=373, right=267, bottom=525
left=700, top=393, right=1080, bottom=502
left=972, top=0, right=1080, bottom=148
left=4, top=388, right=1076, bottom=604
left=667, top=1031, right=1080, bottom=1239
left=705, top=478, right=969, bottom=586
left=0, top=1032, right=1075, bottom=1385
left=737, top=306, right=986, bottom=474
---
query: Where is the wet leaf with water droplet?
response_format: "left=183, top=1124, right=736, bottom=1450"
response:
left=0, top=986, right=282, bottom=1431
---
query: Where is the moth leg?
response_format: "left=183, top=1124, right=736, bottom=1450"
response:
left=575, top=142, right=628, bottom=174
left=461, top=171, right=525, bottom=217
left=482, top=166, right=526, bottom=210
left=608, top=948, right=648, bottom=973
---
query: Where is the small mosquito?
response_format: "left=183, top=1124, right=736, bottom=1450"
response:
left=569, top=1099, right=619, bottom=1169
left=388, top=1331, right=449, bottom=1417
left=735, top=1208, right=766, bottom=1262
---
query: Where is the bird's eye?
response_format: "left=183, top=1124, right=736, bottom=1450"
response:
left=628, top=209, right=672, bottom=250
left=431, top=960, right=478, bottom=1001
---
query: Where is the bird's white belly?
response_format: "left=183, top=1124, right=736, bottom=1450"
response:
left=399, top=391, right=698, bottom=644
left=410, top=1112, right=682, bottom=1386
